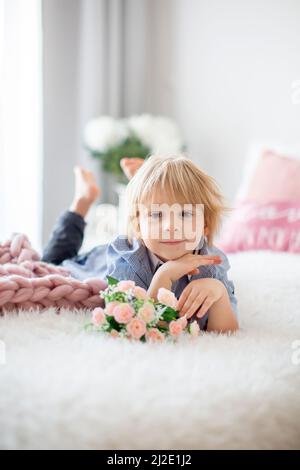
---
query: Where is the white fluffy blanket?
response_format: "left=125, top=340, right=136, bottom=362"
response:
left=0, top=251, right=299, bottom=450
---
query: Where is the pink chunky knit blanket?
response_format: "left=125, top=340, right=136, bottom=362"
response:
left=0, top=233, right=106, bottom=312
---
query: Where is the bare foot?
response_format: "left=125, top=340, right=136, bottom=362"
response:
left=73, top=166, right=100, bottom=202
left=69, top=166, right=101, bottom=218
left=120, top=158, right=145, bottom=180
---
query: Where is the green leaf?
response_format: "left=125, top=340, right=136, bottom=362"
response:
left=106, top=315, right=122, bottom=332
left=157, top=324, right=169, bottom=333
left=89, top=137, right=151, bottom=180
left=106, top=275, right=119, bottom=286
left=105, top=292, right=127, bottom=303
left=161, top=306, right=179, bottom=322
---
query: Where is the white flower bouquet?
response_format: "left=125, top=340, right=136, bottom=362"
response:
left=85, top=276, right=200, bottom=342
left=84, top=114, right=185, bottom=181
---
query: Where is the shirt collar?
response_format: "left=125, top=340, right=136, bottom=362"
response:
left=147, top=249, right=164, bottom=273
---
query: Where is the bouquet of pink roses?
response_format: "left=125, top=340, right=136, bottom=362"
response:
left=85, top=276, right=200, bottom=342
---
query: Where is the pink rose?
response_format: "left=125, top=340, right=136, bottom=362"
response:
left=113, top=303, right=134, bottom=324
left=117, top=280, right=135, bottom=292
left=133, top=286, right=148, bottom=300
left=137, top=302, right=155, bottom=324
left=178, top=314, right=188, bottom=329
left=169, top=319, right=184, bottom=337
left=92, top=307, right=106, bottom=326
left=190, top=320, right=200, bottom=337
left=126, top=318, right=146, bottom=340
left=146, top=328, right=165, bottom=342
left=157, top=288, right=178, bottom=310
left=105, top=301, right=121, bottom=315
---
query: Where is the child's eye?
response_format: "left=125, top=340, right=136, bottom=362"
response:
left=150, top=211, right=162, bottom=219
left=181, top=210, right=193, bottom=218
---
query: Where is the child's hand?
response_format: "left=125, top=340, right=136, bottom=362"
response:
left=157, top=253, right=221, bottom=283
left=177, top=278, right=226, bottom=319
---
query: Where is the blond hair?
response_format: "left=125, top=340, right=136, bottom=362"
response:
left=125, top=154, right=229, bottom=245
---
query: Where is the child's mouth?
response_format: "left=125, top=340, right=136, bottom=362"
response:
left=159, top=240, right=186, bottom=245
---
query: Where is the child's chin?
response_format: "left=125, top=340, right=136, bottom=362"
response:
left=158, top=246, right=187, bottom=260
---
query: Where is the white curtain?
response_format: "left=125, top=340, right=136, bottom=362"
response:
left=41, top=0, right=157, bottom=243
left=0, top=0, right=42, bottom=250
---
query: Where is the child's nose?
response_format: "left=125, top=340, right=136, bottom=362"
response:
left=162, top=218, right=180, bottom=233
left=162, top=217, right=172, bottom=231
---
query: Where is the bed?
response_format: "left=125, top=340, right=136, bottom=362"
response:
left=0, top=249, right=299, bottom=450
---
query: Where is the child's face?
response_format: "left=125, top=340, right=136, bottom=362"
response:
left=138, top=191, right=205, bottom=261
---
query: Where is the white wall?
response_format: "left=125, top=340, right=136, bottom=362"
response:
left=41, top=0, right=300, bottom=245
left=144, top=0, right=300, bottom=203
